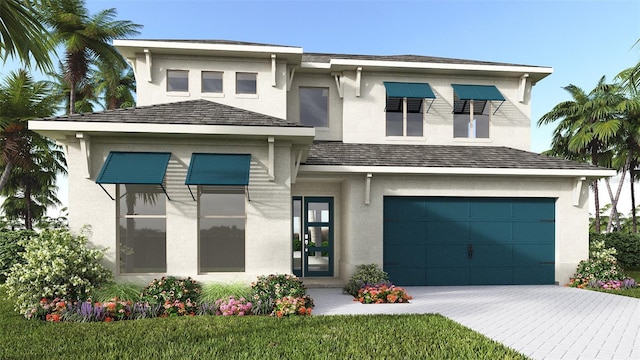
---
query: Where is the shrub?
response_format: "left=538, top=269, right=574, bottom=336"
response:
left=273, top=296, right=312, bottom=317
left=215, top=296, right=252, bottom=316
left=160, top=299, right=198, bottom=317
left=140, top=276, right=202, bottom=305
left=5, top=229, right=112, bottom=317
left=568, top=240, right=626, bottom=288
left=356, top=283, right=412, bottom=304
left=0, top=230, right=34, bottom=283
left=28, top=297, right=159, bottom=322
left=250, top=274, right=313, bottom=315
left=344, top=263, right=390, bottom=297
left=591, top=232, right=640, bottom=268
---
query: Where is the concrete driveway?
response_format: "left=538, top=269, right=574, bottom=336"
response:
left=307, top=286, right=640, bottom=360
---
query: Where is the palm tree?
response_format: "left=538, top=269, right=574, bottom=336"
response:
left=1, top=135, right=66, bottom=229
left=48, top=62, right=99, bottom=115
left=43, top=0, right=142, bottom=114
left=0, top=70, right=66, bottom=228
left=94, top=57, right=136, bottom=110
left=538, top=77, right=626, bottom=233
left=0, top=0, right=54, bottom=72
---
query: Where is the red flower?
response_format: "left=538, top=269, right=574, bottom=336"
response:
left=104, top=317, right=113, bottom=322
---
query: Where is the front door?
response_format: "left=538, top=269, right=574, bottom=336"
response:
left=292, top=197, right=333, bottom=277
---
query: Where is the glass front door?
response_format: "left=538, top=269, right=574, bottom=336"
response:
left=292, top=197, right=333, bottom=277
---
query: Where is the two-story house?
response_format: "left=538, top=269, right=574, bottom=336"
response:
left=29, top=40, right=614, bottom=286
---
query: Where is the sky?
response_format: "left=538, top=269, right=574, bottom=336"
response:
left=2, top=0, right=640, bottom=215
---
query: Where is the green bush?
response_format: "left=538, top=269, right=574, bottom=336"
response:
left=344, top=263, right=390, bottom=297
left=250, top=274, right=312, bottom=315
left=0, top=230, right=35, bottom=283
left=568, top=240, right=626, bottom=288
left=590, top=232, right=640, bottom=268
left=93, top=282, right=144, bottom=303
left=4, top=229, right=112, bottom=317
left=140, top=276, right=202, bottom=305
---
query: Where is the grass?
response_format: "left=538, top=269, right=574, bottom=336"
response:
left=200, top=282, right=253, bottom=303
left=0, top=287, right=526, bottom=360
left=93, top=282, right=143, bottom=302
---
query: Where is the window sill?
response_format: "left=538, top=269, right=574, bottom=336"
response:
left=202, top=92, right=225, bottom=98
left=453, top=137, right=493, bottom=143
left=167, top=91, right=190, bottom=97
left=385, top=136, right=427, bottom=142
left=235, top=93, right=259, bottom=99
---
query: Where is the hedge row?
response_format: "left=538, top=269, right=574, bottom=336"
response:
left=590, top=232, right=640, bottom=269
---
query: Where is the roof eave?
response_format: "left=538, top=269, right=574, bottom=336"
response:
left=28, top=120, right=316, bottom=144
left=298, top=165, right=614, bottom=178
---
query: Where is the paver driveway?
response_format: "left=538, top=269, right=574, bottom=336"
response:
left=307, top=286, right=640, bottom=360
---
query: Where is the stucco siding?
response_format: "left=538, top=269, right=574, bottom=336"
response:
left=297, top=173, right=589, bottom=285
left=66, top=136, right=294, bottom=284
left=134, top=54, right=289, bottom=119
left=341, top=71, right=532, bottom=150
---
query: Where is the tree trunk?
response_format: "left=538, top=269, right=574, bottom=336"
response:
left=593, top=179, right=601, bottom=233
left=24, top=182, right=32, bottom=230
left=606, top=152, right=632, bottom=232
left=69, top=83, right=76, bottom=115
left=632, top=172, right=637, bottom=233
left=0, top=161, right=13, bottom=193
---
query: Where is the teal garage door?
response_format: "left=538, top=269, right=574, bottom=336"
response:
left=383, top=197, right=555, bottom=286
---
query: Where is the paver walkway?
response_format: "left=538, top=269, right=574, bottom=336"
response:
left=307, top=286, right=640, bottom=360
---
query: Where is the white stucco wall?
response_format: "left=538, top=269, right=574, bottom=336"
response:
left=340, top=71, right=532, bottom=150
left=66, top=135, right=294, bottom=285
left=295, top=173, right=590, bottom=285
left=134, top=54, right=289, bottom=119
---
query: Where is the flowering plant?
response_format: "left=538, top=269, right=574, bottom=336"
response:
left=568, top=240, right=627, bottom=288
left=588, top=278, right=638, bottom=290
left=160, top=299, right=198, bottom=317
left=273, top=296, right=312, bottom=317
left=251, top=274, right=312, bottom=315
left=215, top=296, right=252, bottom=316
left=140, top=276, right=202, bottom=305
left=356, top=283, right=412, bottom=304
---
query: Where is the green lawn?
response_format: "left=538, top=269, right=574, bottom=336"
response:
left=0, top=291, right=527, bottom=360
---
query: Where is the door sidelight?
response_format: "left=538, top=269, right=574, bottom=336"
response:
left=467, top=244, right=473, bottom=259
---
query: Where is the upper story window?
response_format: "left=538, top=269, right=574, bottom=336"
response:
left=202, top=71, right=223, bottom=93
left=452, top=84, right=505, bottom=139
left=167, top=70, right=189, bottom=92
left=118, top=184, right=167, bottom=273
left=199, top=187, right=246, bottom=272
left=383, top=82, right=435, bottom=137
left=386, top=97, right=423, bottom=137
left=236, top=72, right=257, bottom=94
left=299, top=87, right=329, bottom=127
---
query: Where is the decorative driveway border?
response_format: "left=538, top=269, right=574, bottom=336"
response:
left=308, top=285, right=640, bottom=360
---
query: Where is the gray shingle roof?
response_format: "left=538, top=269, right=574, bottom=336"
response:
left=301, top=53, right=541, bottom=68
left=304, top=141, right=604, bottom=170
left=38, top=99, right=308, bottom=128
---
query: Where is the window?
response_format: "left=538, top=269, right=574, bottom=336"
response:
left=167, top=70, right=189, bottom=92
left=118, top=184, right=167, bottom=273
left=453, top=96, right=491, bottom=138
left=236, top=72, right=257, bottom=94
left=386, top=97, right=424, bottom=137
left=199, top=187, right=246, bottom=272
left=299, top=87, right=329, bottom=127
left=202, top=71, right=223, bottom=93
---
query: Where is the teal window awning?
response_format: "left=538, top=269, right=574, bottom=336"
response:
left=451, top=84, right=505, bottom=101
left=384, top=82, right=435, bottom=99
left=185, top=153, right=251, bottom=200
left=96, top=152, right=172, bottom=200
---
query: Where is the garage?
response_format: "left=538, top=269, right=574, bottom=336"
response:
left=383, top=197, right=555, bottom=286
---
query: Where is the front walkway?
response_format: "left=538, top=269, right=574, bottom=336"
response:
left=307, top=286, right=640, bottom=360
